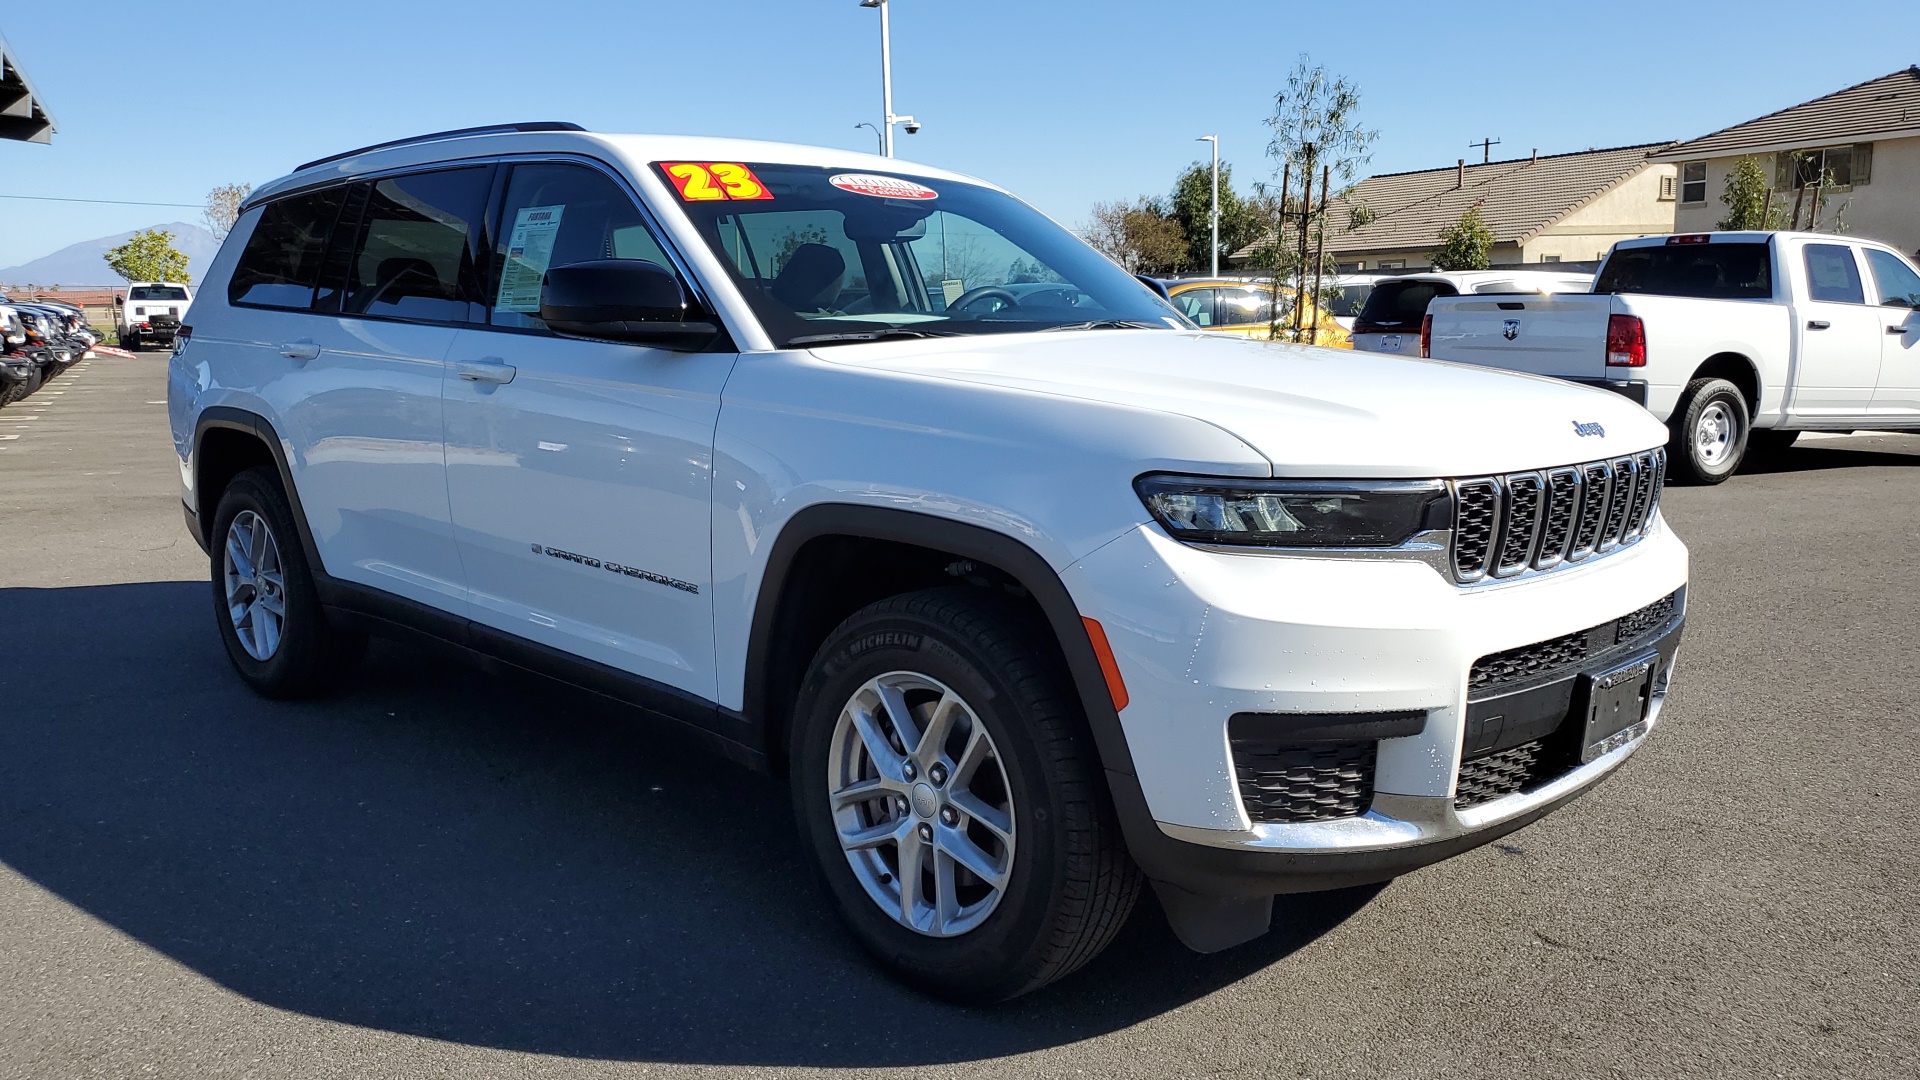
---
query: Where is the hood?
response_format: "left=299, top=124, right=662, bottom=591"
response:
left=812, top=330, right=1669, bottom=478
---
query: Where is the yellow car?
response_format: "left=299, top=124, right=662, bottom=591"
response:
left=1163, top=278, right=1351, bottom=347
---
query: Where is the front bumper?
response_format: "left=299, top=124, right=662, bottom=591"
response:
left=1062, top=512, right=1689, bottom=895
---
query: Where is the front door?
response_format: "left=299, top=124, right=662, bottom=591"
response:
left=1864, top=247, right=1920, bottom=419
left=442, top=160, right=735, bottom=700
left=1789, top=242, right=1882, bottom=419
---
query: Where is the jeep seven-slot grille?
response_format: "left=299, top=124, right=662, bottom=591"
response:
left=1450, top=449, right=1665, bottom=583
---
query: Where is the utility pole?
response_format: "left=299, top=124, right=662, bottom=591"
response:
left=1197, top=135, right=1219, bottom=277
left=1470, top=136, right=1501, bottom=164
left=859, top=0, right=917, bottom=157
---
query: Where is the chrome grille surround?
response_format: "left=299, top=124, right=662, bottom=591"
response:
left=1448, top=448, right=1666, bottom=586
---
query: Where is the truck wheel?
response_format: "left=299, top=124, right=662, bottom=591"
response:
left=1668, top=377, right=1750, bottom=485
left=208, top=466, right=365, bottom=698
left=789, top=587, right=1141, bottom=1003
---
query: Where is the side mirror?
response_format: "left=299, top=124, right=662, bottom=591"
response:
left=1136, top=274, right=1172, bottom=301
left=539, top=260, right=721, bottom=349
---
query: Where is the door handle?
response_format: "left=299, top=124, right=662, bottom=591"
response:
left=1891, top=324, right=1911, bottom=336
left=279, top=339, right=320, bottom=361
left=455, top=357, right=516, bottom=384
left=1806, top=320, right=1830, bottom=331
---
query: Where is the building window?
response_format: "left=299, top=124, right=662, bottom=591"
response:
left=1776, top=144, right=1873, bottom=189
left=1542, top=254, right=1562, bottom=263
left=1376, top=259, right=1405, bottom=270
left=1679, top=162, right=1706, bottom=204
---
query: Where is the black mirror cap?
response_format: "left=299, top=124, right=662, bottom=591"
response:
left=539, top=259, right=722, bottom=350
left=1136, top=274, right=1172, bottom=301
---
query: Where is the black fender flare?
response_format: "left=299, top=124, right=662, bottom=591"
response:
left=192, top=406, right=327, bottom=575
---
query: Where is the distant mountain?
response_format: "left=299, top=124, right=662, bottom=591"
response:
left=0, top=222, right=222, bottom=287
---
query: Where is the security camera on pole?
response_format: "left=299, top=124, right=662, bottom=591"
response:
left=859, top=0, right=919, bottom=156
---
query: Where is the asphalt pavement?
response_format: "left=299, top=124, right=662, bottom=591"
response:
left=3, top=353, right=1917, bottom=1078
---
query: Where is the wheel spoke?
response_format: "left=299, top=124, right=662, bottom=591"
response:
left=949, top=790, right=1013, bottom=844
left=840, top=816, right=908, bottom=852
left=932, top=849, right=961, bottom=933
left=896, top=829, right=927, bottom=925
left=830, top=776, right=897, bottom=811
left=848, top=702, right=908, bottom=782
left=225, top=529, right=253, bottom=581
left=256, top=591, right=286, bottom=618
left=247, top=519, right=268, bottom=573
left=938, top=827, right=1006, bottom=890
left=254, top=602, right=281, bottom=656
left=875, top=681, right=921, bottom=753
left=912, top=691, right=963, bottom=767
left=952, top=725, right=991, bottom=786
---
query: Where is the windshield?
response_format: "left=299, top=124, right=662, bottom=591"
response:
left=1593, top=243, right=1772, bottom=300
left=130, top=285, right=189, bottom=301
left=658, top=162, right=1182, bottom=346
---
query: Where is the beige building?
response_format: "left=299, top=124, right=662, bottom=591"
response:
left=1651, top=65, right=1920, bottom=257
left=1232, top=144, right=1677, bottom=272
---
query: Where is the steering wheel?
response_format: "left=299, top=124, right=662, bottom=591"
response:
left=950, top=286, right=1021, bottom=318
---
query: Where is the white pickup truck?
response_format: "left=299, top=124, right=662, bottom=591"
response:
left=1423, top=232, right=1920, bottom=482
left=116, top=281, right=194, bottom=351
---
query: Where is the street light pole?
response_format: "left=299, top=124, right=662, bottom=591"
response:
left=855, top=122, right=882, bottom=154
left=860, top=0, right=915, bottom=157
left=1197, top=135, right=1219, bottom=277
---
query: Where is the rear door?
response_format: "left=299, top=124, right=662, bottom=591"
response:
left=1864, top=246, right=1920, bottom=418
left=441, top=159, right=734, bottom=701
left=277, top=165, right=494, bottom=612
left=1789, top=241, right=1881, bottom=418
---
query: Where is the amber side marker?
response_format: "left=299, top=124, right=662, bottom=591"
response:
left=1080, top=616, right=1130, bottom=712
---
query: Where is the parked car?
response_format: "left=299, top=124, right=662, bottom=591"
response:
left=1351, top=271, right=1595, bottom=357
left=1325, top=272, right=1386, bottom=332
left=1163, top=278, right=1349, bottom=346
left=1423, top=232, right=1920, bottom=483
left=172, top=124, right=1688, bottom=1001
left=116, top=281, right=194, bottom=350
left=0, top=303, right=36, bottom=405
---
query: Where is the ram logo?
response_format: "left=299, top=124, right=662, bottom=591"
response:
left=1502, top=319, right=1521, bottom=340
left=1571, top=420, right=1606, bottom=438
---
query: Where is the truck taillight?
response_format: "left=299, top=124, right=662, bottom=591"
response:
left=1420, top=314, right=1432, bottom=358
left=1606, top=314, right=1646, bottom=367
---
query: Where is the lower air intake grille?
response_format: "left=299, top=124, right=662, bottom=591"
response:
left=1232, top=741, right=1376, bottom=824
left=1468, top=629, right=1589, bottom=694
left=1454, top=739, right=1560, bottom=809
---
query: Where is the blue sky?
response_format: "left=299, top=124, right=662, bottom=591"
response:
left=1, top=0, right=1913, bottom=271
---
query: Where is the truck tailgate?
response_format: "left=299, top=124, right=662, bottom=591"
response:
left=1427, top=294, right=1615, bottom=379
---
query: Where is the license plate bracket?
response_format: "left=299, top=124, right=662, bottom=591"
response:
left=1579, top=652, right=1657, bottom=762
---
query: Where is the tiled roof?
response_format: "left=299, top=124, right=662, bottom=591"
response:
left=1235, top=143, right=1669, bottom=259
left=1651, top=66, right=1920, bottom=160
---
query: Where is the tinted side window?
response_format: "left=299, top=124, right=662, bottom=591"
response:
left=1358, top=280, right=1454, bottom=325
left=1865, top=249, right=1920, bottom=309
left=1215, top=288, right=1272, bottom=326
left=489, top=162, right=670, bottom=331
left=228, top=188, right=347, bottom=309
left=332, top=167, right=491, bottom=323
left=1174, top=288, right=1216, bottom=326
left=1803, top=244, right=1865, bottom=304
left=1593, top=243, right=1773, bottom=300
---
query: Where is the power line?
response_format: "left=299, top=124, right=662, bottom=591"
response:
left=0, top=193, right=202, bottom=209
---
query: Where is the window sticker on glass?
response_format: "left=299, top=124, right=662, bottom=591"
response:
left=660, top=162, right=774, bottom=202
left=496, top=204, right=565, bottom=313
left=828, top=173, right=938, bottom=200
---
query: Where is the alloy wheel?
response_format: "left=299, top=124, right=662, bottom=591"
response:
left=827, top=671, right=1017, bottom=937
left=223, top=510, right=287, bottom=661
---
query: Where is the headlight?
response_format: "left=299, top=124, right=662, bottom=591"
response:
left=1135, top=474, right=1450, bottom=548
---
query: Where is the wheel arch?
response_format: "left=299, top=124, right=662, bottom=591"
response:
left=742, top=504, right=1138, bottom=784
left=1689, top=352, right=1761, bottom=417
left=192, top=407, right=326, bottom=574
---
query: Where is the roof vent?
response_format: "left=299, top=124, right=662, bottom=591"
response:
left=1456, top=159, right=1465, bottom=188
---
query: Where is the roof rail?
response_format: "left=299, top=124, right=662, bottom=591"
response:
left=294, top=121, right=586, bottom=172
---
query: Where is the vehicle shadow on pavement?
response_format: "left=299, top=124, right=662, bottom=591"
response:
left=1738, top=442, right=1919, bottom=476
left=0, top=581, right=1378, bottom=1068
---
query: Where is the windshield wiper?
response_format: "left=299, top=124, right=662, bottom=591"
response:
left=1036, top=319, right=1165, bottom=332
left=788, top=328, right=963, bottom=347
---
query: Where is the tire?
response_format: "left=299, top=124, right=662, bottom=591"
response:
left=1667, top=377, right=1750, bottom=485
left=122, top=335, right=139, bottom=352
left=207, top=466, right=365, bottom=698
left=790, top=587, right=1141, bottom=1003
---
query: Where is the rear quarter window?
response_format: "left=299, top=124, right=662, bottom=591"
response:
left=228, top=189, right=348, bottom=309
left=1594, top=243, right=1773, bottom=300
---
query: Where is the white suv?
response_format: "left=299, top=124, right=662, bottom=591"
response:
left=168, top=123, right=1689, bottom=1001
